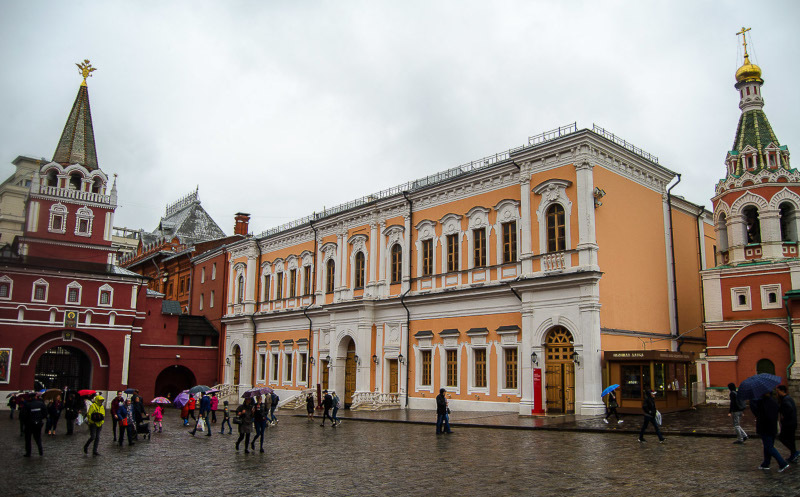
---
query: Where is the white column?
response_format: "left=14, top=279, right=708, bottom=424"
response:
left=316, top=242, right=324, bottom=299
left=518, top=301, right=536, bottom=415
left=577, top=299, right=605, bottom=415
left=121, top=334, right=131, bottom=385
left=761, top=210, right=783, bottom=259
left=519, top=162, right=533, bottom=276
left=244, top=254, right=257, bottom=314
left=575, top=158, right=599, bottom=269
left=402, top=214, right=411, bottom=293
left=728, top=215, right=747, bottom=263
left=227, top=260, right=236, bottom=311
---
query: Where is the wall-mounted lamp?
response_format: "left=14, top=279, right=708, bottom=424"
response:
left=572, top=351, right=581, bottom=366
left=226, top=357, right=231, bottom=365
left=325, top=355, right=331, bottom=363
left=398, top=353, right=405, bottom=365
left=354, top=354, right=361, bottom=365
left=309, top=356, right=315, bottom=365
left=176, top=354, right=181, bottom=359
left=372, top=354, right=379, bottom=365
left=593, top=187, right=606, bottom=208
left=531, top=351, right=538, bottom=366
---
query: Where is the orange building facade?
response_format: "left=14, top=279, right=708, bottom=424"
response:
left=222, top=123, right=712, bottom=415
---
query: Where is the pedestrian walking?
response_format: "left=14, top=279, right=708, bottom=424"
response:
left=751, top=391, right=789, bottom=472
left=21, top=393, right=46, bottom=457
left=776, top=385, right=799, bottom=464
left=45, top=395, right=63, bottom=435
left=436, top=388, right=452, bottom=434
left=250, top=397, right=267, bottom=452
left=117, top=399, right=135, bottom=447
left=7, top=395, right=16, bottom=419
left=235, top=398, right=254, bottom=453
left=320, top=390, right=335, bottom=426
left=728, top=382, right=748, bottom=444
left=64, top=391, right=79, bottom=436
left=220, top=400, right=232, bottom=434
left=110, top=391, right=123, bottom=441
left=604, top=387, right=622, bottom=424
left=331, top=391, right=341, bottom=426
left=306, top=393, right=315, bottom=420
left=187, top=395, right=197, bottom=421
left=83, top=395, right=105, bottom=456
left=638, top=390, right=665, bottom=443
left=181, top=399, right=190, bottom=426
left=190, top=392, right=212, bottom=437
left=269, top=391, right=279, bottom=425
left=210, top=393, right=219, bottom=423
left=153, top=405, right=163, bottom=433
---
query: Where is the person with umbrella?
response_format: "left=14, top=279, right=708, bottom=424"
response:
left=235, top=397, right=254, bottom=453
left=751, top=390, right=789, bottom=471
left=190, top=391, right=212, bottom=437
left=776, top=385, right=799, bottom=464
left=84, top=395, right=105, bottom=456
left=637, top=390, right=665, bottom=443
left=602, top=385, right=622, bottom=424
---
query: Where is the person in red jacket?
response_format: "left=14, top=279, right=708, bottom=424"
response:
left=187, top=395, right=197, bottom=422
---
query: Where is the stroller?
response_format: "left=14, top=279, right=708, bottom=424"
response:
left=136, top=413, right=151, bottom=440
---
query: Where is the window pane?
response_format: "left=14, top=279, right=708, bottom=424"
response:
left=421, top=350, right=431, bottom=386
left=446, top=350, right=457, bottom=387
left=447, top=234, right=458, bottom=272
left=505, top=348, right=517, bottom=389
left=422, top=240, right=433, bottom=276
left=474, top=348, right=486, bottom=388
left=473, top=229, right=486, bottom=267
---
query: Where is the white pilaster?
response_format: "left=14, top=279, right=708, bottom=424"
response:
left=575, top=158, right=599, bottom=269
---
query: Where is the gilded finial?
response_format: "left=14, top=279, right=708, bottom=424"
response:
left=736, top=26, right=751, bottom=59
left=76, top=59, right=97, bottom=87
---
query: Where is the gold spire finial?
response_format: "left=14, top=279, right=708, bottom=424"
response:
left=736, top=26, right=751, bottom=59
left=76, top=59, right=97, bottom=87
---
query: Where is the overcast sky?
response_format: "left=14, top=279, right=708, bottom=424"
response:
left=2, top=1, right=799, bottom=236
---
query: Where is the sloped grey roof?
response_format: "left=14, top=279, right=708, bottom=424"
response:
left=151, top=201, right=226, bottom=246
left=162, top=300, right=182, bottom=315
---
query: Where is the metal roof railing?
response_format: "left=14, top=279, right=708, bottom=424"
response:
left=591, top=124, right=659, bottom=164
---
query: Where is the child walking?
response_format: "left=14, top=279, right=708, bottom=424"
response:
left=153, top=405, right=163, bottom=433
left=220, top=400, right=232, bottom=434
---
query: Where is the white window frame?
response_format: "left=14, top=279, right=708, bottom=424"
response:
left=283, top=350, right=294, bottom=385
left=415, top=220, right=437, bottom=278
left=0, top=275, right=13, bottom=300
left=31, top=278, right=49, bottom=302
left=760, top=284, right=782, bottom=310
left=97, top=283, right=113, bottom=307
left=74, top=206, right=94, bottom=237
left=439, top=213, right=463, bottom=274
left=439, top=344, right=461, bottom=393
left=48, top=203, right=68, bottom=234
left=298, top=352, right=308, bottom=384
left=257, top=352, right=267, bottom=383
left=201, top=267, right=205, bottom=284
left=270, top=352, right=280, bottom=383
left=199, top=293, right=204, bottom=311
left=66, top=281, right=82, bottom=304
left=731, top=286, right=752, bottom=311
left=494, top=199, right=521, bottom=265
left=413, top=335, right=435, bottom=394
left=533, top=179, right=573, bottom=254
left=497, top=345, right=521, bottom=395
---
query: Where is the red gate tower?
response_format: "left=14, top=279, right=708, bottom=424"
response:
left=700, top=29, right=800, bottom=401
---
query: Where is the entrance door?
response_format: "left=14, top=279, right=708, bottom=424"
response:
left=388, top=359, right=398, bottom=393
left=34, top=346, right=91, bottom=391
left=232, top=345, right=242, bottom=385
left=322, top=360, right=329, bottom=390
left=544, top=327, right=575, bottom=414
left=344, top=340, right=356, bottom=407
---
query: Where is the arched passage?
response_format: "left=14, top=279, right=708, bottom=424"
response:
left=34, top=346, right=91, bottom=391
left=154, top=365, right=196, bottom=400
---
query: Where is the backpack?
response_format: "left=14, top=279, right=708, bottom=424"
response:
left=28, top=406, right=45, bottom=425
left=91, top=411, right=104, bottom=422
left=734, top=392, right=747, bottom=411
left=271, top=393, right=279, bottom=405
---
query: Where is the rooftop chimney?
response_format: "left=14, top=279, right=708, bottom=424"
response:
left=234, top=212, right=250, bottom=236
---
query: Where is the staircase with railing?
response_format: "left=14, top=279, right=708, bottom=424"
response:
left=211, top=384, right=238, bottom=405
left=350, top=391, right=401, bottom=411
left=278, top=388, right=316, bottom=409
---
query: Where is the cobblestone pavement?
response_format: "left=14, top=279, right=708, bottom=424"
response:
left=3, top=408, right=800, bottom=497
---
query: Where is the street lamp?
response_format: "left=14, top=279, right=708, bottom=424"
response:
left=372, top=354, right=378, bottom=364
left=572, top=351, right=581, bottom=366
left=309, top=356, right=315, bottom=365
left=531, top=351, right=538, bottom=366
left=397, top=353, right=405, bottom=365
left=354, top=354, right=361, bottom=365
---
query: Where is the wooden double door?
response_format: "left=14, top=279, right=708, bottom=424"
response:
left=544, top=327, right=575, bottom=414
left=344, top=340, right=356, bottom=407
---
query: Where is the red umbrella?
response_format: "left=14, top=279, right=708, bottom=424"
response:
left=77, top=389, right=96, bottom=397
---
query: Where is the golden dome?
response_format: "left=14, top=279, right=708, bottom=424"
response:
left=736, top=55, right=762, bottom=83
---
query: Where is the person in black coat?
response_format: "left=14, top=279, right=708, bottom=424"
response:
left=21, top=394, right=46, bottom=457
left=320, top=390, right=335, bottom=427
left=63, top=392, right=80, bottom=436
left=435, top=388, right=452, bottom=434
left=751, top=391, right=789, bottom=471
left=776, top=385, right=799, bottom=464
left=637, top=390, right=664, bottom=443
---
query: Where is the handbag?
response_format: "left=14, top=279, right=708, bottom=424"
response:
left=655, top=410, right=662, bottom=426
left=232, top=416, right=242, bottom=425
left=121, top=417, right=129, bottom=427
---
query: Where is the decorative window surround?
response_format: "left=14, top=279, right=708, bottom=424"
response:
left=48, top=203, right=68, bottom=234
left=495, top=325, right=521, bottom=395
left=74, top=206, right=94, bottom=237
left=494, top=199, right=521, bottom=267
left=760, top=284, right=782, bottom=310
left=438, top=329, right=461, bottom=393
left=0, top=275, right=12, bottom=300
left=439, top=213, right=464, bottom=279
left=260, top=263, right=272, bottom=302
left=466, top=207, right=491, bottom=273
left=731, top=287, right=751, bottom=311
left=383, top=225, right=405, bottom=287
left=415, top=220, right=438, bottom=279
left=414, top=330, right=434, bottom=393
left=533, top=179, right=573, bottom=255
left=257, top=352, right=267, bottom=383
left=349, top=234, right=368, bottom=292
left=283, top=341, right=294, bottom=386
left=97, top=283, right=113, bottom=307
left=31, top=278, right=49, bottom=302
left=466, top=327, right=490, bottom=395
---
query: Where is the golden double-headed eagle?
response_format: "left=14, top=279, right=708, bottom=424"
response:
left=76, top=59, right=97, bottom=86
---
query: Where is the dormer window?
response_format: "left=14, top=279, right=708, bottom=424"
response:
left=74, top=206, right=94, bottom=237
left=48, top=203, right=68, bottom=234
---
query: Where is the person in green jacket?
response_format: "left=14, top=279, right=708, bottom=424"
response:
left=84, top=395, right=105, bottom=456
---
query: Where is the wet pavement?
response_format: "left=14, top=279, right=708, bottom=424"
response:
left=3, top=408, right=800, bottom=496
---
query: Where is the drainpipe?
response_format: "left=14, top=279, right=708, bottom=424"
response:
left=784, top=297, right=797, bottom=380
left=250, top=240, right=263, bottom=388
left=503, top=280, right=522, bottom=302
left=185, top=251, right=193, bottom=314
left=309, top=218, right=318, bottom=387
left=694, top=206, right=706, bottom=343
left=401, top=191, right=412, bottom=408
left=666, top=174, right=681, bottom=350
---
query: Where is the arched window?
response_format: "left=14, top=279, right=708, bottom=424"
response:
left=780, top=202, right=797, bottom=242
left=68, top=173, right=82, bottom=191
left=326, top=259, right=335, bottom=294
left=354, top=252, right=365, bottom=288
left=46, top=170, right=58, bottom=187
left=91, top=177, right=104, bottom=194
left=237, top=275, right=244, bottom=303
left=546, top=204, right=566, bottom=252
left=756, top=358, right=775, bottom=376
left=742, top=206, right=761, bottom=244
left=391, top=244, right=402, bottom=284
left=717, top=213, right=729, bottom=251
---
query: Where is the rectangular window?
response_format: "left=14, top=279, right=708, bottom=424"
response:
left=289, top=269, right=297, bottom=298
left=0, top=282, right=9, bottom=298
left=421, top=350, right=432, bottom=386
left=391, top=246, right=402, bottom=284
left=34, top=284, right=46, bottom=301
left=473, top=228, right=486, bottom=267
left=422, top=239, right=433, bottom=276
left=326, top=261, right=335, bottom=293
left=276, top=272, right=284, bottom=300
left=303, top=266, right=312, bottom=295
left=210, top=290, right=215, bottom=308
left=99, top=290, right=111, bottom=305
left=212, top=263, right=217, bottom=280
left=300, top=353, right=308, bottom=382
left=189, top=335, right=204, bottom=346
left=201, top=267, right=205, bottom=284
left=621, top=364, right=651, bottom=400
left=78, top=219, right=89, bottom=234
left=504, top=348, right=518, bottom=390
left=264, top=275, right=271, bottom=301
left=271, top=353, right=279, bottom=382
left=285, top=353, right=293, bottom=382
left=502, top=221, right=517, bottom=263
left=446, top=349, right=458, bottom=387
left=474, top=348, right=487, bottom=388
left=258, top=353, right=266, bottom=382
left=179, top=278, right=185, bottom=295
left=52, top=215, right=63, bottom=231
left=447, top=234, right=459, bottom=272
left=199, top=293, right=204, bottom=311
left=67, top=288, right=79, bottom=303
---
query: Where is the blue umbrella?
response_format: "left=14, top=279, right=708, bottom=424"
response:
left=737, top=373, right=781, bottom=402
left=601, top=384, right=620, bottom=397
left=123, top=388, right=138, bottom=394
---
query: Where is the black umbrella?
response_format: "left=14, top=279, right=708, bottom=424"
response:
left=737, top=373, right=781, bottom=402
left=188, top=385, right=211, bottom=395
